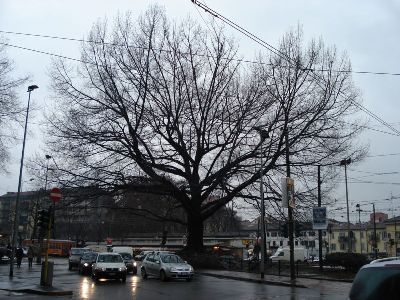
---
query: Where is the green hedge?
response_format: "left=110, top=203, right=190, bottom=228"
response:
left=325, top=252, right=368, bottom=271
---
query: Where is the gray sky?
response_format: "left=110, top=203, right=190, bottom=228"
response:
left=0, top=0, right=399, bottom=222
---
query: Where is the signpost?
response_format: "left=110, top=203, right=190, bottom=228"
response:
left=41, top=187, right=61, bottom=286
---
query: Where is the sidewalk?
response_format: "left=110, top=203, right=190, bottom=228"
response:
left=198, top=269, right=353, bottom=294
left=0, top=259, right=73, bottom=296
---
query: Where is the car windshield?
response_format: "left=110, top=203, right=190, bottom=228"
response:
left=349, top=266, right=400, bottom=300
left=71, top=248, right=86, bottom=255
left=82, top=253, right=96, bottom=260
left=161, top=254, right=184, bottom=264
left=120, top=253, right=132, bottom=260
left=98, top=254, right=123, bottom=263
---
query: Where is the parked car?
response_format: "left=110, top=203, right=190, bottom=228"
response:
left=92, top=252, right=127, bottom=282
left=119, top=252, right=137, bottom=275
left=141, top=252, right=194, bottom=281
left=349, top=257, right=400, bottom=300
left=69, top=248, right=91, bottom=270
left=78, top=252, right=98, bottom=275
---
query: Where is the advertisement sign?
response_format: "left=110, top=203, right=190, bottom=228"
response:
left=281, top=177, right=295, bottom=208
left=313, top=207, right=328, bottom=230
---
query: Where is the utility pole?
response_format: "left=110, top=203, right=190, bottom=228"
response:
left=253, top=126, right=269, bottom=279
left=340, top=158, right=352, bottom=253
left=317, top=166, right=323, bottom=271
left=373, top=203, right=378, bottom=260
left=285, top=127, right=295, bottom=280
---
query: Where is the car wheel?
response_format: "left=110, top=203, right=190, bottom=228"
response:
left=141, top=268, right=147, bottom=279
left=68, top=263, right=72, bottom=271
left=160, top=270, right=167, bottom=282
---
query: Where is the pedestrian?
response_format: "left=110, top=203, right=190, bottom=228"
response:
left=27, top=246, right=34, bottom=268
left=16, top=246, right=24, bottom=268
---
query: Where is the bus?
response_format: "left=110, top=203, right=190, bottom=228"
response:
left=23, top=239, right=76, bottom=257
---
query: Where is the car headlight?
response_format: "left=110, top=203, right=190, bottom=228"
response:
left=84, top=263, right=89, bottom=267
left=133, top=262, right=137, bottom=267
left=170, top=267, right=177, bottom=272
left=189, top=266, right=194, bottom=272
left=96, top=267, right=106, bottom=272
left=119, top=267, right=127, bottom=272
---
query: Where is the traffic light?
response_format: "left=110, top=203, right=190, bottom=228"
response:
left=37, top=209, right=50, bottom=230
left=294, top=221, right=303, bottom=237
left=161, top=230, right=168, bottom=246
left=280, top=222, right=289, bottom=238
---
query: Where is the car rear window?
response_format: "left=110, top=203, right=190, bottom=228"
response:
left=71, top=248, right=86, bottom=255
left=349, top=266, right=400, bottom=300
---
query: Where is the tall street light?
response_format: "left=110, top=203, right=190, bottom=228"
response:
left=9, top=84, right=38, bottom=277
left=340, top=158, right=351, bottom=253
left=253, top=126, right=269, bottom=279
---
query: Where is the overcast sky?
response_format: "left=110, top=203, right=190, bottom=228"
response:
left=0, top=0, right=399, bottom=222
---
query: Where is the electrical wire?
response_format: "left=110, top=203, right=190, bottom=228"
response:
left=190, top=0, right=400, bottom=136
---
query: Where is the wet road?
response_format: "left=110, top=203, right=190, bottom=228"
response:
left=0, top=258, right=349, bottom=300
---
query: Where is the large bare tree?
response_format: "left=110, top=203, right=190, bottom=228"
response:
left=46, top=7, right=364, bottom=251
left=0, top=40, right=27, bottom=172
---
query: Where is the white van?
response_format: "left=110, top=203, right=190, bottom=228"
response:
left=112, top=246, right=133, bottom=256
left=270, top=247, right=306, bottom=262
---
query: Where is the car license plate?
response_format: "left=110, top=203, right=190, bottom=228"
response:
left=108, top=272, right=115, bottom=276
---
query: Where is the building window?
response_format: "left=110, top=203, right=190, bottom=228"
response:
left=382, top=231, right=387, bottom=239
left=339, top=232, right=345, bottom=237
left=295, top=240, right=299, bottom=246
left=360, top=231, right=364, bottom=238
left=279, top=241, right=283, bottom=246
left=267, top=232, right=270, bottom=237
left=331, top=244, right=336, bottom=251
left=331, top=232, right=335, bottom=239
left=309, top=241, right=316, bottom=248
left=309, top=231, right=316, bottom=236
left=361, top=243, right=365, bottom=251
left=273, top=241, right=276, bottom=247
left=271, top=232, right=277, bottom=237
left=340, top=243, right=346, bottom=251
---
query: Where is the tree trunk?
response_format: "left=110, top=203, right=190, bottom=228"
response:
left=186, top=214, right=204, bottom=252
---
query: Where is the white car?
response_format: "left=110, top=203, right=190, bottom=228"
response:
left=92, top=252, right=127, bottom=282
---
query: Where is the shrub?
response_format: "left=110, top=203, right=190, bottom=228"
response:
left=325, top=252, right=368, bottom=271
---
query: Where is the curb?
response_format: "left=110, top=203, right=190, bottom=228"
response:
left=198, top=272, right=307, bottom=288
left=0, top=288, right=73, bottom=296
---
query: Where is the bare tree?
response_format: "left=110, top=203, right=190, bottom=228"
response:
left=46, top=7, right=365, bottom=251
left=0, top=40, right=27, bottom=171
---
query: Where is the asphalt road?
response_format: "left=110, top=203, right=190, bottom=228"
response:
left=0, top=258, right=350, bottom=300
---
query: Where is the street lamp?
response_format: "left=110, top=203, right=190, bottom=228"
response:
left=253, top=126, right=269, bottom=279
left=9, top=84, right=38, bottom=277
left=340, top=158, right=351, bottom=253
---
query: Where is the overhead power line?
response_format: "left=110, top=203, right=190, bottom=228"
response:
left=2, top=29, right=400, bottom=77
left=190, top=0, right=400, bottom=137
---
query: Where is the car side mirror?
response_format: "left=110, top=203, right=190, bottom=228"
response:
left=184, top=261, right=187, bottom=263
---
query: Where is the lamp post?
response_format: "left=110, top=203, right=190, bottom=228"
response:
left=9, top=84, right=38, bottom=277
left=253, top=126, right=269, bottom=279
left=340, top=158, right=351, bottom=253
left=356, top=203, right=363, bottom=253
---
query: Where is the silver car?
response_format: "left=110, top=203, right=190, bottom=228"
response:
left=141, top=252, right=194, bottom=281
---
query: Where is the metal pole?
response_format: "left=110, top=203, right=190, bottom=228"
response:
left=285, top=127, right=295, bottom=280
left=260, top=144, right=265, bottom=279
left=395, top=220, right=398, bottom=256
left=343, top=161, right=351, bottom=252
left=9, top=86, right=36, bottom=277
left=373, top=204, right=378, bottom=259
left=317, top=165, right=323, bottom=271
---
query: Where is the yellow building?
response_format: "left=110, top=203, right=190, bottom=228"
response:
left=329, top=222, right=387, bottom=256
left=384, top=217, right=400, bottom=257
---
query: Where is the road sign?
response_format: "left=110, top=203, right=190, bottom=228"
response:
left=313, top=207, right=328, bottom=230
left=50, top=187, right=61, bottom=203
